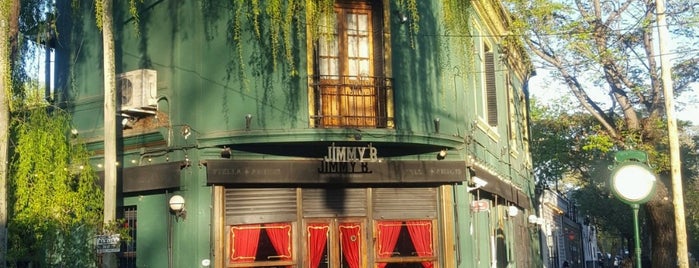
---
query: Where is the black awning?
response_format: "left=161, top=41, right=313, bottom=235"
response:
left=205, top=160, right=467, bottom=185
left=98, top=162, right=182, bottom=193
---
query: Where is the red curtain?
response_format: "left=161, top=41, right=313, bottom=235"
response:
left=406, top=220, right=434, bottom=268
left=265, top=223, right=292, bottom=262
left=339, top=223, right=361, bottom=268
left=229, top=225, right=261, bottom=264
left=376, top=221, right=402, bottom=268
left=308, top=223, right=329, bottom=268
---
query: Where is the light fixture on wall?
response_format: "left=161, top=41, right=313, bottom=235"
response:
left=437, top=149, right=447, bottom=160
left=245, top=114, right=252, bottom=131
left=220, top=147, right=231, bottom=158
left=507, top=205, right=519, bottom=217
left=394, top=10, right=409, bottom=24
left=433, top=117, right=440, bottom=133
left=169, top=195, right=187, bottom=221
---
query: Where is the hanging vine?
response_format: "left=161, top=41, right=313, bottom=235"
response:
left=8, top=94, right=103, bottom=265
left=94, top=0, right=143, bottom=32
left=231, top=0, right=334, bottom=77
left=442, top=0, right=474, bottom=78
left=398, top=0, right=420, bottom=46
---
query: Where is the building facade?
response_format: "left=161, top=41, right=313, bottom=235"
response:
left=55, top=0, right=538, bottom=267
left=537, top=189, right=597, bottom=268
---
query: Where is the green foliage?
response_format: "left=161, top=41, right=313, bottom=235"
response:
left=530, top=97, right=699, bottom=261
left=94, top=0, right=143, bottom=33
left=530, top=98, right=608, bottom=186
left=94, top=0, right=103, bottom=30
left=398, top=0, right=419, bottom=46
left=1, top=0, right=11, bottom=110
left=686, top=179, right=699, bottom=259
left=441, top=0, right=473, bottom=75
left=231, top=0, right=312, bottom=76
left=8, top=99, right=103, bottom=266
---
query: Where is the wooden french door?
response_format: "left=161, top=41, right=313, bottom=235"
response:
left=306, top=219, right=364, bottom=268
left=317, top=1, right=377, bottom=127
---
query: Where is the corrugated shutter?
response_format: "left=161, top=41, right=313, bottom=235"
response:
left=225, top=188, right=297, bottom=225
left=373, top=188, right=438, bottom=219
left=302, top=188, right=367, bottom=218
left=485, top=51, right=498, bottom=127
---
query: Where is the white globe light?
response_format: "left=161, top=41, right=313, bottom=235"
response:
left=611, top=162, right=656, bottom=204
left=169, top=195, right=186, bottom=212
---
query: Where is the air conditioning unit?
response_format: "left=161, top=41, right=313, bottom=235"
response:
left=118, top=69, right=157, bottom=113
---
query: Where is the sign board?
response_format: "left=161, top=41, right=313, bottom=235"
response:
left=470, top=200, right=490, bottom=212
left=95, top=234, right=121, bottom=254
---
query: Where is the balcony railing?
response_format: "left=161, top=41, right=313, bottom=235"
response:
left=311, top=75, right=392, bottom=128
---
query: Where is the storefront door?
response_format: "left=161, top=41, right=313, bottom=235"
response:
left=306, top=219, right=364, bottom=268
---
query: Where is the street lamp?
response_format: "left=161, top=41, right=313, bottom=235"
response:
left=609, top=150, right=657, bottom=268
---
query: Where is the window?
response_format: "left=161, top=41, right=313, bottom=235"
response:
left=311, top=0, right=391, bottom=128
left=119, top=206, right=137, bottom=268
left=375, top=220, right=435, bottom=268
left=228, top=222, right=293, bottom=267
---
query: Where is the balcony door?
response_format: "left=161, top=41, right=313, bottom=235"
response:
left=317, top=1, right=379, bottom=127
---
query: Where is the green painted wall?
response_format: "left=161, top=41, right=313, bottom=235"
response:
left=55, top=0, right=537, bottom=267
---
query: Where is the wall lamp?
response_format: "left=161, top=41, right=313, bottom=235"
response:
left=169, top=195, right=187, bottom=221
left=507, top=205, right=519, bottom=218
left=436, top=149, right=447, bottom=160
left=434, top=117, right=440, bottom=133
left=245, top=114, right=252, bottom=131
left=466, top=176, right=488, bottom=192
left=220, top=147, right=232, bottom=158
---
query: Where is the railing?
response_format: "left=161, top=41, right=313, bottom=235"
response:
left=311, top=75, right=392, bottom=128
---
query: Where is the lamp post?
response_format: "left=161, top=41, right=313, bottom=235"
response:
left=609, top=150, right=657, bottom=268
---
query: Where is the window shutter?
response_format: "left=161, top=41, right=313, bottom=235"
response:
left=485, top=51, right=498, bottom=127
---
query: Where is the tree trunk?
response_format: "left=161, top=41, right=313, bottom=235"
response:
left=101, top=0, right=118, bottom=267
left=645, top=179, right=677, bottom=268
left=1, top=1, right=21, bottom=267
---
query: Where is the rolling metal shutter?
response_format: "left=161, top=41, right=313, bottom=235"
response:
left=302, top=188, right=367, bottom=218
left=224, top=188, right=297, bottom=225
left=373, top=187, right=438, bottom=219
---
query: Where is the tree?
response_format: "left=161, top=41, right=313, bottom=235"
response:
left=8, top=97, right=103, bottom=266
left=507, top=0, right=699, bottom=266
left=530, top=97, right=699, bottom=263
left=530, top=98, right=635, bottom=247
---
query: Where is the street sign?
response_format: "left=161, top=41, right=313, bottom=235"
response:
left=470, top=200, right=490, bottom=212
left=95, top=234, right=121, bottom=254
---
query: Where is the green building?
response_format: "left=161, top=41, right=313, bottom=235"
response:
left=55, top=0, right=539, bottom=267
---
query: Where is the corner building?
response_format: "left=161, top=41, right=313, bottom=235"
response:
left=56, top=0, right=539, bottom=267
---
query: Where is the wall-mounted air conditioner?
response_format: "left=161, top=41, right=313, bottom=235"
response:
left=118, top=69, right=157, bottom=114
